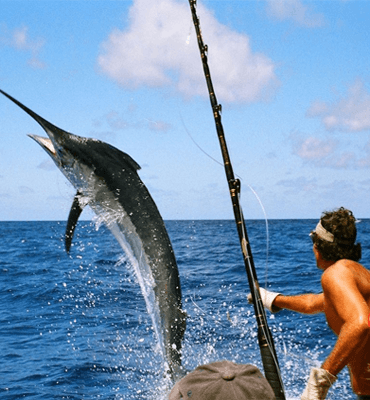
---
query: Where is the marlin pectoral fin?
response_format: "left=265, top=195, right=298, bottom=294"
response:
left=65, top=191, right=85, bottom=253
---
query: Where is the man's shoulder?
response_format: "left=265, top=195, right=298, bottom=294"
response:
left=328, top=259, right=365, bottom=271
left=322, top=261, right=349, bottom=280
left=322, top=260, right=369, bottom=287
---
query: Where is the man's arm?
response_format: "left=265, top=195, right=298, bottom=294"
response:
left=248, top=288, right=324, bottom=314
left=273, top=293, right=324, bottom=314
left=320, top=262, right=370, bottom=376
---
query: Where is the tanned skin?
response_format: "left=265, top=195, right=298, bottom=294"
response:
left=273, top=245, right=370, bottom=395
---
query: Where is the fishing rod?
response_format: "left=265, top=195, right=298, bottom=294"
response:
left=188, top=1, right=285, bottom=399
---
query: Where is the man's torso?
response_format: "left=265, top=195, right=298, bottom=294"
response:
left=324, top=260, right=370, bottom=394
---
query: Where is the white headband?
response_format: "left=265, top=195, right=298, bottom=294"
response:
left=314, top=221, right=334, bottom=243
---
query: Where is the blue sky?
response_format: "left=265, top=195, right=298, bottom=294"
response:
left=0, top=0, right=369, bottom=221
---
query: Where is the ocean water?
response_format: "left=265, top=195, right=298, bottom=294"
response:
left=1, top=219, right=369, bottom=399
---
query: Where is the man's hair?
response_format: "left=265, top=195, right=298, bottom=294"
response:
left=311, top=207, right=361, bottom=262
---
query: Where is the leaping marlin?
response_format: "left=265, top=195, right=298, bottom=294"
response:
left=1, top=89, right=186, bottom=381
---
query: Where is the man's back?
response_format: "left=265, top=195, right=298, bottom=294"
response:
left=322, top=260, right=370, bottom=394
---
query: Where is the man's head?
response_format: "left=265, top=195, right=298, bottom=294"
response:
left=169, top=360, right=275, bottom=400
left=310, top=207, right=361, bottom=262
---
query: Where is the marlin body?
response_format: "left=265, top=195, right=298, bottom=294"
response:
left=1, top=89, right=185, bottom=380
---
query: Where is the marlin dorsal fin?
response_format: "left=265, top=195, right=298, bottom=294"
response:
left=65, top=190, right=85, bottom=253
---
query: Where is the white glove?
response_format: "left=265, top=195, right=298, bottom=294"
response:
left=301, top=367, right=337, bottom=400
left=247, top=287, right=282, bottom=313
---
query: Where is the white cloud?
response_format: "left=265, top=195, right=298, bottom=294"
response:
left=19, top=186, right=35, bottom=194
left=291, top=133, right=370, bottom=169
left=98, top=0, right=278, bottom=103
left=104, top=111, right=129, bottom=131
left=265, top=0, right=325, bottom=28
left=37, top=160, right=55, bottom=171
left=146, top=119, right=172, bottom=133
left=307, top=79, right=370, bottom=132
left=357, top=141, right=370, bottom=168
left=276, top=176, right=317, bottom=193
left=0, top=25, right=46, bottom=69
left=94, top=110, right=172, bottom=134
left=292, top=135, right=337, bottom=160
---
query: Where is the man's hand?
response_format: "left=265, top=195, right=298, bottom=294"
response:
left=301, top=367, right=337, bottom=400
left=247, top=287, right=282, bottom=313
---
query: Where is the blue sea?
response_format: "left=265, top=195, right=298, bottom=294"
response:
left=1, top=219, right=369, bottom=399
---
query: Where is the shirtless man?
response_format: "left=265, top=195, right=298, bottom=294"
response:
left=256, top=207, right=370, bottom=400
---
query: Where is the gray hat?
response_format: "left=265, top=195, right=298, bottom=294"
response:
left=169, top=360, right=275, bottom=400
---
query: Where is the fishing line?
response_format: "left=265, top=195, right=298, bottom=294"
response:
left=190, top=295, right=206, bottom=315
left=179, top=112, right=270, bottom=288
